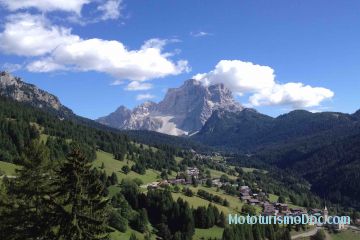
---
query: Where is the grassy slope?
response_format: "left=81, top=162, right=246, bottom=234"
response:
left=330, top=230, right=360, bottom=240
left=269, top=193, right=303, bottom=209
left=109, top=228, right=148, bottom=240
left=191, top=185, right=244, bottom=212
left=241, top=167, right=268, bottom=174
left=94, top=150, right=160, bottom=185
left=0, top=161, right=19, bottom=176
left=172, top=192, right=232, bottom=214
left=193, top=226, right=224, bottom=240
left=208, top=168, right=237, bottom=180
left=172, top=184, right=252, bottom=215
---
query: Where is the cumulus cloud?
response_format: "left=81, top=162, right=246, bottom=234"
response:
left=193, top=60, right=275, bottom=94
left=98, top=0, right=122, bottom=20
left=136, top=93, right=155, bottom=101
left=194, top=60, right=334, bottom=108
left=0, top=0, right=90, bottom=14
left=0, top=14, right=79, bottom=56
left=249, top=82, right=334, bottom=108
left=29, top=38, right=189, bottom=81
left=0, top=14, right=189, bottom=83
left=125, top=81, right=153, bottom=91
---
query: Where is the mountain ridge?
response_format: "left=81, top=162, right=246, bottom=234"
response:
left=97, top=79, right=244, bottom=135
left=0, top=71, right=73, bottom=117
left=193, top=107, right=360, bottom=151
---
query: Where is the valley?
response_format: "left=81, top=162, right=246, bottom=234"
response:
left=0, top=72, right=360, bottom=240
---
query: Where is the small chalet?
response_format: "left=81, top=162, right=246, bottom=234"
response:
left=275, top=203, right=289, bottom=213
left=248, top=199, right=260, bottom=205
left=186, top=167, right=200, bottom=177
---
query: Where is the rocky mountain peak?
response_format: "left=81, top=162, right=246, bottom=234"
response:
left=97, top=79, right=243, bottom=136
left=0, top=71, right=72, bottom=116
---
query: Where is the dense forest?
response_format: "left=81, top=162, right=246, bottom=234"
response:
left=196, top=108, right=360, bottom=209
left=0, top=96, right=180, bottom=172
left=284, top=133, right=360, bottom=209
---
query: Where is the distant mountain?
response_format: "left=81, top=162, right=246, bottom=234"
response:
left=97, top=79, right=243, bottom=135
left=193, top=108, right=360, bottom=151
left=0, top=71, right=73, bottom=117
left=0, top=72, right=203, bottom=149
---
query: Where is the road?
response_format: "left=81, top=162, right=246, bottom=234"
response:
left=292, top=227, right=320, bottom=239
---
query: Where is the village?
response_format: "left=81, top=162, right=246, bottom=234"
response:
left=144, top=165, right=357, bottom=232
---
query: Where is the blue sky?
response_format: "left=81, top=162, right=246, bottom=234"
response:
left=0, top=0, right=359, bottom=119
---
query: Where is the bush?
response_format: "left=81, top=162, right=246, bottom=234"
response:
left=121, top=165, right=130, bottom=174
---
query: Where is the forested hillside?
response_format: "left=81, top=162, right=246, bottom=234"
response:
left=283, top=133, right=360, bottom=209
left=0, top=96, right=331, bottom=240
left=193, top=109, right=360, bottom=152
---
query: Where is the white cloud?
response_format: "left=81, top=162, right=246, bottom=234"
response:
left=136, top=93, right=155, bottom=101
left=0, top=0, right=90, bottom=14
left=0, top=14, right=79, bottom=56
left=193, top=60, right=275, bottom=94
left=1, top=63, right=22, bottom=72
left=125, top=81, right=153, bottom=91
left=27, top=58, right=66, bottom=72
left=98, top=0, right=122, bottom=20
left=31, top=38, right=189, bottom=81
left=249, top=82, right=334, bottom=108
left=190, top=31, right=212, bottom=37
left=0, top=14, right=189, bottom=82
left=194, top=60, right=334, bottom=108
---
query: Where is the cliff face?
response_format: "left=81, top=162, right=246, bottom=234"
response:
left=97, top=79, right=243, bottom=136
left=0, top=71, right=73, bottom=116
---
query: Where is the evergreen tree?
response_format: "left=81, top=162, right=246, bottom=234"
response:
left=109, top=172, right=118, bottom=185
left=157, top=223, right=172, bottom=240
left=222, top=227, right=235, bottom=240
left=278, top=195, right=286, bottom=203
left=130, top=208, right=148, bottom=233
left=266, top=224, right=275, bottom=240
left=284, top=229, right=291, bottom=240
left=1, top=140, right=56, bottom=239
left=223, top=198, right=230, bottom=207
left=122, top=165, right=130, bottom=174
left=108, top=210, right=127, bottom=232
left=205, top=178, right=212, bottom=187
left=218, top=212, right=226, bottom=227
left=52, top=144, right=111, bottom=239
left=121, top=179, right=140, bottom=209
left=253, top=224, right=262, bottom=240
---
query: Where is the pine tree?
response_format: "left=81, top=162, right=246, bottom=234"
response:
left=206, top=205, right=216, bottom=227
left=266, top=224, right=275, bottom=240
left=130, top=208, right=148, bottom=233
left=110, top=172, right=118, bottom=185
left=222, top=227, right=234, bottom=240
left=1, top=140, right=56, bottom=239
left=253, top=224, right=262, bottom=240
left=218, top=211, right=226, bottom=227
left=283, top=229, right=291, bottom=240
left=51, top=144, right=111, bottom=239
